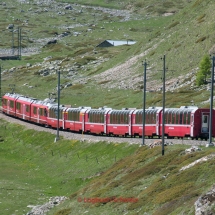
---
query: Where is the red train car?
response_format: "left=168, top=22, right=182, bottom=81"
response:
left=106, top=109, right=135, bottom=136
left=159, top=106, right=215, bottom=140
left=132, top=107, right=162, bottom=137
left=47, top=105, right=68, bottom=129
left=15, top=95, right=36, bottom=121
left=30, top=100, right=54, bottom=126
left=84, top=108, right=112, bottom=135
left=2, top=93, right=20, bottom=116
left=63, top=107, right=89, bottom=133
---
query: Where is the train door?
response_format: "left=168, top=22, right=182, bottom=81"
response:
left=23, top=104, right=25, bottom=120
left=201, top=114, right=209, bottom=133
left=129, top=112, right=132, bottom=136
left=156, top=109, right=162, bottom=136
left=7, top=99, right=9, bottom=114
left=104, top=112, right=107, bottom=134
left=63, top=109, right=67, bottom=130
left=37, top=107, right=40, bottom=123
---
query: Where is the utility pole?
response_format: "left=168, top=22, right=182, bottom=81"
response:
left=18, top=27, right=21, bottom=60
left=12, top=25, right=14, bottom=55
left=0, top=65, right=1, bottom=106
left=9, top=84, right=15, bottom=94
left=208, top=56, right=215, bottom=147
left=142, top=60, right=148, bottom=146
left=54, top=71, right=60, bottom=142
left=162, top=55, right=166, bottom=156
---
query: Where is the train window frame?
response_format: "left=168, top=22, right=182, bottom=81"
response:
left=33, top=107, right=37, bottom=115
left=16, top=102, right=21, bottom=110
left=39, top=108, right=43, bottom=116
left=10, top=100, right=14, bottom=108
left=168, top=111, right=172, bottom=124
left=188, top=112, right=191, bottom=124
left=26, top=105, right=30, bottom=113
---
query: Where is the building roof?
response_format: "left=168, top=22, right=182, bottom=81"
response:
left=96, top=40, right=136, bottom=47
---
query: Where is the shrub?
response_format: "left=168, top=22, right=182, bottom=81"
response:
left=196, top=55, right=211, bottom=86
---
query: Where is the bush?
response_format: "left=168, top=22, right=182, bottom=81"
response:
left=196, top=55, right=211, bottom=86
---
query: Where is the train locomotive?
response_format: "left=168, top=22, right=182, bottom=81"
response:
left=2, top=93, right=215, bottom=140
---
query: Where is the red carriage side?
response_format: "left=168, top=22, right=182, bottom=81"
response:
left=84, top=108, right=112, bottom=135
left=159, top=106, right=215, bottom=139
left=15, top=96, right=36, bottom=121
left=47, top=105, right=68, bottom=129
left=106, top=109, right=135, bottom=136
left=192, top=108, right=215, bottom=140
left=63, top=107, right=89, bottom=133
left=159, top=107, right=196, bottom=138
left=30, top=100, right=55, bottom=126
left=2, top=93, right=21, bottom=116
left=132, top=107, right=162, bottom=137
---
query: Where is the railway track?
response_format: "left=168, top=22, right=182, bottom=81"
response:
left=0, top=110, right=209, bottom=147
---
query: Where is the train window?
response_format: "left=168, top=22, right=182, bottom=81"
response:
left=76, top=111, right=79, bottom=121
left=3, top=98, right=7, bottom=105
left=203, top=116, right=207, bottom=123
left=135, top=112, right=141, bottom=124
left=26, top=105, right=30, bottom=113
left=152, top=112, right=156, bottom=124
left=39, top=108, right=43, bottom=116
left=140, top=112, right=143, bottom=124
left=33, top=107, right=37, bottom=114
left=10, top=100, right=14, bottom=108
left=168, top=112, right=171, bottom=124
left=176, top=112, right=179, bottom=124
left=60, top=110, right=62, bottom=119
left=164, top=112, right=167, bottom=124
left=44, top=109, right=47, bottom=117
left=183, top=112, right=187, bottom=124
left=125, top=113, right=127, bottom=124
left=148, top=112, right=151, bottom=124
left=16, top=102, right=21, bottom=110
left=180, top=113, right=183, bottom=124
left=117, top=112, right=120, bottom=124
left=172, top=113, right=175, bottom=124
left=120, top=113, right=123, bottom=124
left=90, top=112, right=92, bottom=122
left=188, top=114, right=191, bottom=124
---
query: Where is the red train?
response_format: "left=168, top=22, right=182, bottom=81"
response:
left=2, top=93, right=215, bottom=140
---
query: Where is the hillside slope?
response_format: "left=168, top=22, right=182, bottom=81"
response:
left=1, top=0, right=215, bottom=109
left=49, top=145, right=215, bottom=215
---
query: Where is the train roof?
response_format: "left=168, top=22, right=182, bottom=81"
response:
left=16, top=95, right=37, bottom=103
left=3, top=93, right=22, bottom=99
left=133, top=107, right=163, bottom=114
left=32, top=99, right=57, bottom=107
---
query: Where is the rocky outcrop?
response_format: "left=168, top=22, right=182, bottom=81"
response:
left=195, top=185, right=215, bottom=215
left=26, top=196, right=68, bottom=215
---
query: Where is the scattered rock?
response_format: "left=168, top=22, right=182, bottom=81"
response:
left=46, top=39, right=57, bottom=45
left=7, top=24, right=14, bottom=29
left=185, top=146, right=201, bottom=154
left=179, top=153, right=215, bottom=172
left=26, top=196, right=68, bottom=215
left=65, top=4, right=72, bottom=10
left=149, top=140, right=173, bottom=148
left=195, top=185, right=215, bottom=215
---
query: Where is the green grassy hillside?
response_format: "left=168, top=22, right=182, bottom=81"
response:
left=1, top=118, right=215, bottom=215
left=0, top=118, right=138, bottom=215
left=50, top=145, right=215, bottom=215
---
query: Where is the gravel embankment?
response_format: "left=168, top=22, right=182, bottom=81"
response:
left=0, top=110, right=209, bottom=146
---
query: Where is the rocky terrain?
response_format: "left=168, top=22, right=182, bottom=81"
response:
left=1, top=0, right=207, bottom=95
